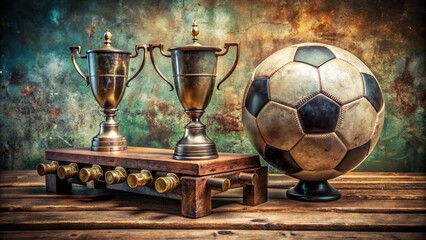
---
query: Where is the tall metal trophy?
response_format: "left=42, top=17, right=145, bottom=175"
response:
left=70, top=31, right=147, bottom=151
left=150, top=21, right=240, bottom=160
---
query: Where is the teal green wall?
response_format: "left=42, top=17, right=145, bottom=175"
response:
left=0, top=0, right=425, bottom=172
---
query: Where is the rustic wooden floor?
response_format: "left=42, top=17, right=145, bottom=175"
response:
left=0, top=171, right=425, bottom=239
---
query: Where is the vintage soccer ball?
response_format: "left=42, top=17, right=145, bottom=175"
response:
left=242, top=43, right=384, bottom=201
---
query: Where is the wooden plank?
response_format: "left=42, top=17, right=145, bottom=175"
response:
left=332, top=172, right=426, bottom=177
left=268, top=172, right=426, bottom=181
left=45, top=147, right=260, bottom=176
left=269, top=183, right=426, bottom=190
left=2, top=186, right=426, bottom=201
left=1, top=186, right=425, bottom=203
left=0, top=186, right=138, bottom=199
left=0, top=196, right=181, bottom=213
left=0, top=230, right=424, bottom=240
left=0, top=196, right=424, bottom=214
left=0, top=211, right=424, bottom=231
left=222, top=188, right=426, bottom=201
left=0, top=171, right=44, bottom=187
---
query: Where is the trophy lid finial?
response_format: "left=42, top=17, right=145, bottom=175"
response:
left=192, top=20, right=199, bottom=43
left=87, top=29, right=131, bottom=54
left=190, top=20, right=202, bottom=46
left=104, top=30, right=112, bottom=45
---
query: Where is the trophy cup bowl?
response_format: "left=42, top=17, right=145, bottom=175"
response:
left=149, top=21, right=240, bottom=160
left=70, top=31, right=147, bottom=151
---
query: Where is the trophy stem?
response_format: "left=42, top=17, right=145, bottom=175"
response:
left=91, top=108, right=127, bottom=151
left=173, top=110, right=218, bottom=160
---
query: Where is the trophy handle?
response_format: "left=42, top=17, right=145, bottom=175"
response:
left=70, top=46, right=89, bottom=86
left=215, top=42, right=240, bottom=91
left=149, top=43, right=174, bottom=91
left=126, top=44, right=148, bottom=87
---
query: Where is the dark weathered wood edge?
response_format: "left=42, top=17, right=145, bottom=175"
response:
left=1, top=211, right=425, bottom=232
left=0, top=229, right=424, bottom=240
left=44, top=147, right=260, bottom=176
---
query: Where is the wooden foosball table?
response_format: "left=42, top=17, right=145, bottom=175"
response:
left=37, top=147, right=268, bottom=218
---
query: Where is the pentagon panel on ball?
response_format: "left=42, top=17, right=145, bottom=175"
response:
left=297, top=94, right=340, bottom=133
left=242, top=42, right=385, bottom=202
left=244, top=77, right=269, bottom=117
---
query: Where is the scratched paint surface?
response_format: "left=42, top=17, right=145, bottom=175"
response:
left=0, top=0, right=424, bottom=172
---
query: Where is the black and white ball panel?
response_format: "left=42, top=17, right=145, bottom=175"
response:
left=336, top=98, right=377, bottom=149
left=319, top=59, right=364, bottom=105
left=269, top=62, right=320, bottom=108
left=264, top=145, right=303, bottom=174
left=326, top=45, right=374, bottom=76
left=294, top=45, right=336, bottom=68
left=292, top=169, right=342, bottom=182
left=244, top=77, right=269, bottom=117
left=290, top=133, right=347, bottom=171
left=257, top=101, right=304, bottom=151
left=297, top=94, right=340, bottom=133
left=242, top=67, right=258, bottom=108
left=362, top=73, right=384, bottom=112
left=369, top=107, right=385, bottom=154
left=335, top=140, right=371, bottom=173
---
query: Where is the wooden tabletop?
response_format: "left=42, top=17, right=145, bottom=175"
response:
left=0, top=171, right=425, bottom=239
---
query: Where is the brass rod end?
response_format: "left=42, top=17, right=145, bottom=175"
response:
left=37, top=161, right=59, bottom=176
left=127, top=170, right=153, bottom=189
left=57, top=163, right=79, bottom=180
left=79, top=164, right=103, bottom=183
left=238, top=172, right=258, bottom=186
left=105, top=167, right=127, bottom=185
left=155, top=173, right=180, bottom=193
left=207, top=178, right=231, bottom=192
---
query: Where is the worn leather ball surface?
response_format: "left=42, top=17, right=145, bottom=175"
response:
left=242, top=43, right=385, bottom=181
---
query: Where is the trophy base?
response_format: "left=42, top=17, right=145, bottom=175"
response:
left=91, top=108, right=127, bottom=152
left=173, top=143, right=218, bottom=160
left=91, top=137, right=127, bottom=152
left=173, top=116, right=218, bottom=160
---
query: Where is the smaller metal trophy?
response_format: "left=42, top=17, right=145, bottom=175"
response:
left=70, top=31, right=147, bottom=151
left=150, top=21, right=240, bottom=160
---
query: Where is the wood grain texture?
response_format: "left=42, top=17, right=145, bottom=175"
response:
left=1, top=230, right=424, bottom=240
left=1, top=211, right=425, bottom=231
left=0, top=170, right=425, bottom=239
left=44, top=147, right=260, bottom=176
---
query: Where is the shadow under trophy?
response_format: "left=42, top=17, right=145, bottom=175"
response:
left=70, top=30, right=147, bottom=151
left=150, top=21, right=240, bottom=160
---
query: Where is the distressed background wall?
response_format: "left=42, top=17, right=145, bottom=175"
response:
left=0, top=0, right=425, bottom=172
